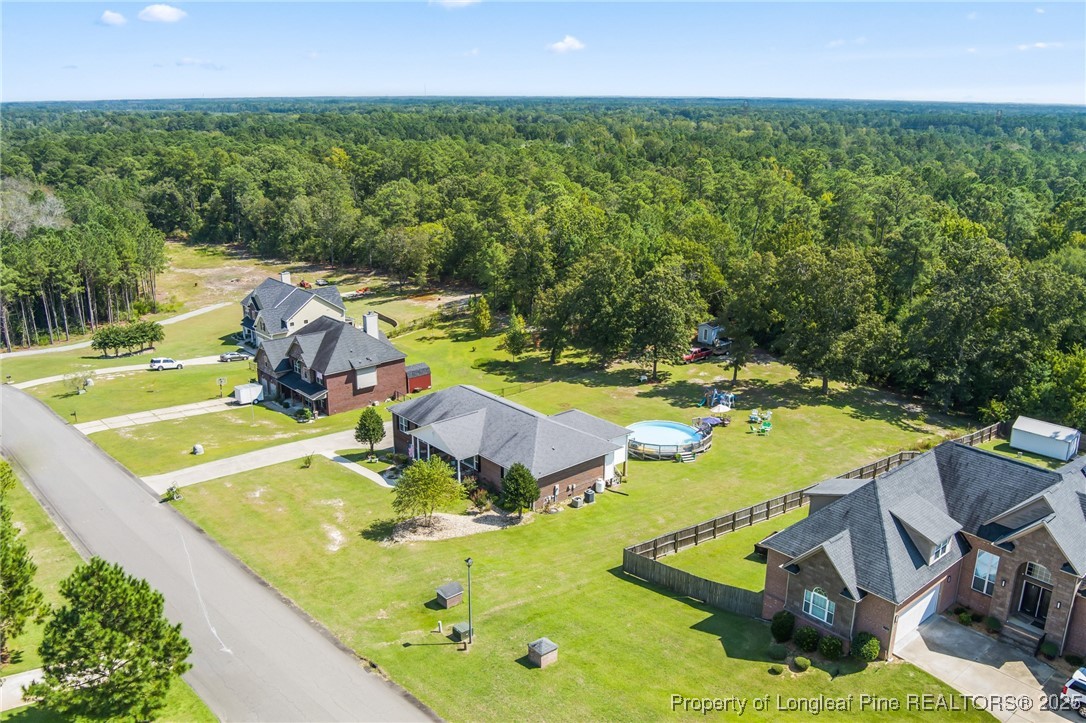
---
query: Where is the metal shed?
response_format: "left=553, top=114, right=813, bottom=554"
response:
left=1009, top=416, right=1081, bottom=462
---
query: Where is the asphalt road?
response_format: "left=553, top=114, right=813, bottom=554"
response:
left=0, top=385, right=433, bottom=723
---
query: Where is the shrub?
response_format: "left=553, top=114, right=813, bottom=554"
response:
left=794, top=626, right=821, bottom=653
left=301, top=453, right=314, bottom=469
left=970, top=612, right=983, bottom=623
left=768, top=665, right=783, bottom=675
left=1065, top=654, right=1084, bottom=667
left=957, top=611, right=972, bottom=625
left=793, top=656, right=811, bottom=672
left=768, top=643, right=787, bottom=661
left=985, top=616, right=1002, bottom=633
left=953, top=606, right=967, bottom=616
left=819, top=635, right=844, bottom=661
left=852, top=632, right=881, bottom=662
left=1039, top=641, right=1059, bottom=659
left=771, top=611, right=795, bottom=642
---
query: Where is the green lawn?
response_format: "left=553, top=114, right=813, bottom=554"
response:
left=663, top=507, right=810, bottom=591
left=1, top=465, right=214, bottom=722
left=93, top=403, right=371, bottom=476
left=175, top=456, right=987, bottom=722
left=31, top=363, right=257, bottom=422
left=974, top=439, right=1068, bottom=470
left=335, top=449, right=393, bottom=474
left=1, top=304, right=242, bottom=383
left=343, top=288, right=465, bottom=330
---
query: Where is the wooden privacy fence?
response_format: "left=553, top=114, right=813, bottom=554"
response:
left=953, top=421, right=1006, bottom=448
left=622, top=548, right=763, bottom=618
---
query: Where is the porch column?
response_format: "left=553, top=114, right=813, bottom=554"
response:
left=456, top=459, right=462, bottom=483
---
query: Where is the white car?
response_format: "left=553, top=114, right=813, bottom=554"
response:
left=149, top=357, right=183, bottom=371
left=1061, top=667, right=1086, bottom=718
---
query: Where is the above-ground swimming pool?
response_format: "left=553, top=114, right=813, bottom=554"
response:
left=627, top=420, right=712, bottom=460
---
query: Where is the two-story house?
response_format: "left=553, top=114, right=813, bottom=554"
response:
left=255, top=313, right=425, bottom=416
left=760, top=442, right=1086, bottom=660
left=241, top=272, right=347, bottom=346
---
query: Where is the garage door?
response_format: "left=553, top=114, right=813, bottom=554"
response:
left=893, top=583, right=941, bottom=653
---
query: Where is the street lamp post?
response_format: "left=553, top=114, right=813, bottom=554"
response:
left=465, top=557, right=473, bottom=645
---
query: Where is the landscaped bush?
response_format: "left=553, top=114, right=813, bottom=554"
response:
left=793, top=656, right=811, bottom=672
left=768, top=665, right=783, bottom=675
left=953, top=606, right=967, bottom=616
left=768, top=643, right=787, bottom=661
left=771, top=611, right=795, bottom=642
left=819, top=635, right=844, bottom=661
left=1040, top=641, right=1059, bottom=659
left=852, top=632, right=881, bottom=662
left=957, top=611, right=972, bottom=625
left=970, top=612, right=983, bottom=623
left=985, top=616, right=1002, bottom=633
left=794, top=626, right=821, bottom=653
left=1065, top=654, right=1085, bottom=667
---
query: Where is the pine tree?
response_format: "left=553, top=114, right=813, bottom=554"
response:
left=500, top=306, right=531, bottom=358
left=354, top=406, right=385, bottom=453
left=500, top=463, right=538, bottom=518
left=470, top=295, right=492, bottom=337
left=25, top=557, right=192, bottom=721
left=0, top=461, right=46, bottom=667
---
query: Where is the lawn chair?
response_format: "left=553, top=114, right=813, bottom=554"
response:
left=749, top=424, right=759, bottom=434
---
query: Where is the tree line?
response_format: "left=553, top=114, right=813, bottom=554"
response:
left=2, top=99, right=1084, bottom=426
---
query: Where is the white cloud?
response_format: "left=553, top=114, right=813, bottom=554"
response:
left=139, top=4, right=187, bottom=23
left=99, top=10, right=127, bottom=26
left=177, top=57, right=223, bottom=70
left=1035, top=7, right=1045, bottom=13
left=62, top=64, right=78, bottom=70
left=462, top=47, right=480, bottom=57
left=967, top=47, right=977, bottom=53
left=966, top=11, right=978, bottom=20
left=1016, top=41, right=1063, bottom=50
left=547, top=35, right=585, bottom=53
left=431, top=0, right=480, bottom=7
left=305, top=51, right=320, bottom=60
left=826, top=39, right=846, bottom=48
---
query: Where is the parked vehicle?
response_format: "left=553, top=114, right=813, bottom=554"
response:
left=298, top=280, right=312, bottom=289
left=316, top=279, right=329, bottom=286
left=1061, top=667, right=1086, bottom=718
left=712, top=338, right=734, bottom=356
left=219, top=350, right=251, bottom=363
left=149, top=357, right=183, bottom=371
left=683, top=347, right=713, bottom=363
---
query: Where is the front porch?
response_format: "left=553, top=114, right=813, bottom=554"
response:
left=267, top=372, right=329, bottom=417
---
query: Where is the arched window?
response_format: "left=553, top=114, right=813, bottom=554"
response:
left=1025, top=562, right=1052, bottom=585
left=803, top=587, right=835, bottom=625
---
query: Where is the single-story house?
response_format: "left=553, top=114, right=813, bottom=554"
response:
left=389, top=385, right=630, bottom=505
left=1010, top=416, right=1082, bottom=462
left=696, top=321, right=724, bottom=346
left=760, top=443, right=1086, bottom=660
left=255, top=313, right=423, bottom=416
left=241, top=272, right=347, bottom=345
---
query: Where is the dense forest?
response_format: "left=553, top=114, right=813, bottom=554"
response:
left=2, top=99, right=1085, bottom=427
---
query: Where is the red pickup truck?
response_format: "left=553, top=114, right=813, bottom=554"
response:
left=682, top=347, right=713, bottom=363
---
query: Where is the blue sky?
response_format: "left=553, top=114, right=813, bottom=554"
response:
left=3, top=2, right=1083, bottom=104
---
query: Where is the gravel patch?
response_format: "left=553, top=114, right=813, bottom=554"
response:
left=386, top=510, right=530, bottom=544
left=323, top=523, right=346, bottom=552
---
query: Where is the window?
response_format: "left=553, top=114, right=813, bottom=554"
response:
left=397, top=415, right=409, bottom=433
left=802, top=587, right=835, bottom=625
left=971, top=550, right=999, bottom=596
left=930, top=537, right=951, bottom=564
left=1025, top=562, right=1052, bottom=585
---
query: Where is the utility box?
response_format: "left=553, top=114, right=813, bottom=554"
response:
left=435, top=581, right=464, bottom=609
left=234, top=383, right=264, bottom=405
left=452, top=622, right=473, bottom=642
left=528, top=638, right=558, bottom=668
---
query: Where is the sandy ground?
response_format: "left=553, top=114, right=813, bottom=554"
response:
left=386, top=510, right=531, bottom=544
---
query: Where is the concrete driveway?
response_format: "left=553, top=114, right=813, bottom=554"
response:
left=897, top=616, right=1076, bottom=722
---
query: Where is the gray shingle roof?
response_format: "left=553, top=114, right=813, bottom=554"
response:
left=259, top=317, right=405, bottom=377
left=806, top=477, right=868, bottom=498
left=243, top=277, right=345, bottom=334
left=405, top=362, right=431, bottom=378
left=764, top=443, right=1086, bottom=604
left=389, top=386, right=621, bottom=479
left=528, top=638, right=557, bottom=655
left=436, top=581, right=463, bottom=599
left=550, top=409, right=632, bottom=441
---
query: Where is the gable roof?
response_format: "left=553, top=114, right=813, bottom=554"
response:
left=550, top=409, right=632, bottom=441
left=258, top=317, right=405, bottom=377
left=389, top=386, right=621, bottom=479
left=243, top=277, right=345, bottom=334
left=1012, top=416, right=1081, bottom=443
left=763, top=442, right=1086, bottom=605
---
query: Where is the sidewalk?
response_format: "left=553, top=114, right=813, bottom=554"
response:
left=75, top=397, right=239, bottom=434
left=13, top=355, right=223, bottom=390
left=0, top=303, right=229, bottom=359
left=0, top=668, right=42, bottom=712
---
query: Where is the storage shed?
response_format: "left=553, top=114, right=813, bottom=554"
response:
left=406, top=362, right=432, bottom=393
left=1009, top=416, right=1081, bottom=462
left=697, top=322, right=722, bottom=346
left=233, top=383, right=264, bottom=405
left=527, top=637, right=558, bottom=668
left=435, top=581, right=463, bottom=609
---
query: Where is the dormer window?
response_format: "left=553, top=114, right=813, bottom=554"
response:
left=930, top=537, right=951, bottom=564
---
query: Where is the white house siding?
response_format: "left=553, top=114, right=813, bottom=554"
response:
left=284, top=296, right=346, bottom=333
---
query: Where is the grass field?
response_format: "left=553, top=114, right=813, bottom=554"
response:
left=175, top=456, right=987, bottom=722
left=31, top=362, right=257, bottom=422
left=974, top=439, right=1068, bottom=470
left=662, top=507, right=809, bottom=591
left=2, top=465, right=214, bottom=721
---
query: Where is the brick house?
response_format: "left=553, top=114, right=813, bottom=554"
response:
left=241, top=272, right=347, bottom=345
left=760, top=443, right=1086, bottom=660
left=255, top=313, right=422, bottom=417
left=388, top=385, right=630, bottom=505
